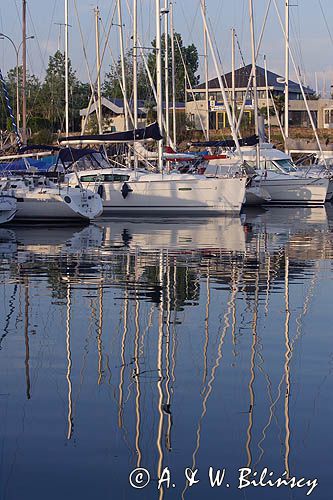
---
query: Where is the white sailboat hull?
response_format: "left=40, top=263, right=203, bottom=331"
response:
left=14, top=189, right=102, bottom=220
left=0, top=185, right=103, bottom=221
left=75, top=172, right=247, bottom=214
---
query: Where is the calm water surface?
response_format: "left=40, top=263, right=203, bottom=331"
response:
left=0, top=207, right=332, bottom=500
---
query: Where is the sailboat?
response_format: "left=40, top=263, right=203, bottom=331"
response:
left=0, top=174, right=103, bottom=221
left=61, top=125, right=247, bottom=215
left=58, top=0, right=246, bottom=216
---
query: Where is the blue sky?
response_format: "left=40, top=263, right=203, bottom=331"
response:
left=1, top=0, right=333, bottom=95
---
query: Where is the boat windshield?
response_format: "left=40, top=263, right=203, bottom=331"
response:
left=273, top=159, right=297, bottom=173
left=74, top=153, right=110, bottom=171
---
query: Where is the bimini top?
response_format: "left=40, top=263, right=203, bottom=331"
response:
left=59, top=121, right=163, bottom=145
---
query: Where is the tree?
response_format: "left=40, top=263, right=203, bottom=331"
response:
left=103, top=33, right=199, bottom=104
left=40, top=50, right=78, bottom=131
left=148, top=32, right=199, bottom=102
left=103, top=51, right=153, bottom=103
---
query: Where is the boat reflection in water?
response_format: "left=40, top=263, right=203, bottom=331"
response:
left=0, top=207, right=332, bottom=500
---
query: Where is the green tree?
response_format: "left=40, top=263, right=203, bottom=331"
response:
left=103, top=51, right=152, bottom=102
left=148, top=32, right=199, bottom=102
left=40, top=50, right=78, bottom=131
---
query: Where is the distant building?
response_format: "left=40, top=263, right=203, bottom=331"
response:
left=186, top=64, right=316, bottom=131
left=80, top=97, right=147, bottom=133
left=80, top=97, right=185, bottom=133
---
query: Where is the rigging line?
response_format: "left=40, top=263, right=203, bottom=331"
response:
left=99, top=16, right=134, bottom=127
left=73, top=0, right=101, bottom=121
left=25, top=0, right=59, bottom=120
left=272, top=0, right=327, bottom=168
left=26, top=3, right=47, bottom=75
left=235, top=0, right=272, bottom=134
left=123, top=0, right=175, bottom=146
left=81, top=3, right=118, bottom=133
left=178, top=0, right=201, bottom=48
left=174, top=33, right=206, bottom=136
left=318, top=0, right=333, bottom=48
left=234, top=32, right=246, bottom=68
left=291, top=6, right=306, bottom=80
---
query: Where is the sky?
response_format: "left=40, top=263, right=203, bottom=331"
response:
left=1, top=0, right=333, bottom=96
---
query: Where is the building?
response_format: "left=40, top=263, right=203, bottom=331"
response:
left=186, top=64, right=315, bottom=131
left=80, top=97, right=185, bottom=133
left=80, top=97, right=147, bottom=133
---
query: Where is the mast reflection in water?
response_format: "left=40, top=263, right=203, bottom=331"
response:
left=0, top=207, right=332, bottom=500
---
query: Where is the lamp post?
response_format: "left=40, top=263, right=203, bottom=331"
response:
left=0, top=33, right=34, bottom=131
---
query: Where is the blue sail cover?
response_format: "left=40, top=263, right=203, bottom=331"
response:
left=0, top=155, right=58, bottom=172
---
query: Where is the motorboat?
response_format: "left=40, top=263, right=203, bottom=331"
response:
left=239, top=143, right=329, bottom=205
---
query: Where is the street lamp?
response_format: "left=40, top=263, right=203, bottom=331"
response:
left=0, top=33, right=34, bottom=130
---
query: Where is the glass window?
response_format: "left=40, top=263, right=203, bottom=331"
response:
left=103, top=174, right=130, bottom=182
left=80, top=175, right=97, bottom=182
left=273, top=159, right=297, bottom=173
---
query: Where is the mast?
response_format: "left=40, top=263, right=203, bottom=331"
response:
left=264, top=54, right=271, bottom=143
left=170, top=2, right=177, bottom=147
left=284, top=0, right=289, bottom=152
left=95, top=6, right=102, bottom=133
left=22, top=0, right=27, bottom=144
left=133, top=0, right=138, bottom=168
left=202, top=0, right=209, bottom=140
left=163, top=0, right=170, bottom=145
left=117, top=0, right=130, bottom=131
left=231, top=27, right=236, bottom=128
left=155, top=0, right=163, bottom=171
left=248, top=0, right=259, bottom=138
left=65, top=0, right=69, bottom=136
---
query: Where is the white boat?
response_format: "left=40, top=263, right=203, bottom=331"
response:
left=0, top=175, right=103, bottom=221
left=204, top=157, right=271, bottom=206
left=0, top=194, right=17, bottom=224
left=61, top=149, right=247, bottom=215
left=239, top=144, right=329, bottom=205
left=297, top=160, right=333, bottom=201
left=66, top=167, right=246, bottom=215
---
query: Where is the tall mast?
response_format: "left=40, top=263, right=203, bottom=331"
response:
left=163, top=0, right=170, bottom=145
left=22, top=0, right=27, bottom=144
left=95, top=6, right=102, bottom=133
left=231, top=27, right=236, bottom=128
left=170, top=2, right=177, bottom=147
left=284, top=0, right=289, bottom=152
left=201, top=0, right=209, bottom=140
left=264, top=55, right=271, bottom=143
left=155, top=0, right=163, bottom=171
left=133, top=0, right=138, bottom=168
left=117, top=0, right=129, bottom=130
left=65, top=0, right=69, bottom=136
left=248, top=0, right=259, bottom=138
